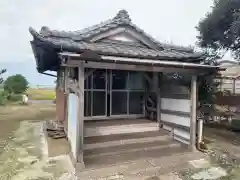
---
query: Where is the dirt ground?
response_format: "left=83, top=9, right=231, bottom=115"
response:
left=0, top=103, right=56, bottom=154
left=1, top=103, right=240, bottom=179
left=178, top=127, right=240, bottom=180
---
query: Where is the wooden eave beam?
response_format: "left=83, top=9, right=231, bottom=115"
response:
left=62, top=59, right=204, bottom=74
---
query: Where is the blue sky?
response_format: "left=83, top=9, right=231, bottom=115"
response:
left=0, top=61, right=56, bottom=87
left=1, top=0, right=225, bottom=86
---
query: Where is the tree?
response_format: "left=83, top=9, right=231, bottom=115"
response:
left=197, top=0, right=240, bottom=58
left=4, top=74, right=29, bottom=94
left=0, top=69, right=6, bottom=84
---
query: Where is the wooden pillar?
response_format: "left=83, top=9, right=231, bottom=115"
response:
left=154, top=72, right=161, bottom=128
left=76, top=61, right=85, bottom=169
left=64, top=67, right=68, bottom=93
left=233, top=79, right=236, bottom=94
left=197, top=118, right=203, bottom=144
left=157, top=74, right=161, bottom=128
left=190, top=75, right=197, bottom=151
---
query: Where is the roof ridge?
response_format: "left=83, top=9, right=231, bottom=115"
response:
left=38, top=10, right=128, bottom=38
left=36, top=9, right=194, bottom=53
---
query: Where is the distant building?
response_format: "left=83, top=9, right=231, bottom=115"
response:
left=217, top=60, right=240, bottom=94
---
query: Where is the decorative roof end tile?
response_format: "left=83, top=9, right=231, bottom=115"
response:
left=114, top=9, right=131, bottom=22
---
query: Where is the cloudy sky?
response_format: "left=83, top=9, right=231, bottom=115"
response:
left=0, top=0, right=216, bottom=86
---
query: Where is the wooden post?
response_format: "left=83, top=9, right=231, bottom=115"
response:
left=157, top=74, right=161, bottom=128
left=197, top=118, right=203, bottom=144
left=76, top=61, right=85, bottom=169
left=190, top=75, right=197, bottom=151
left=233, top=79, right=236, bottom=94
left=154, top=72, right=161, bottom=129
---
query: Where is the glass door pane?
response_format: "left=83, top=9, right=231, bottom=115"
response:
left=92, top=69, right=107, bottom=117
left=110, top=70, right=128, bottom=116
left=112, top=70, right=128, bottom=90
left=84, top=91, right=91, bottom=117
left=93, top=91, right=106, bottom=116
left=129, top=92, right=144, bottom=114
left=111, top=92, right=127, bottom=115
left=93, top=69, right=106, bottom=90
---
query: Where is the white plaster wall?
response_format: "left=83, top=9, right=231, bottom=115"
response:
left=160, top=95, right=191, bottom=145
left=108, top=32, right=137, bottom=42
left=67, top=93, right=78, bottom=159
left=161, top=113, right=190, bottom=127
left=161, top=98, right=190, bottom=112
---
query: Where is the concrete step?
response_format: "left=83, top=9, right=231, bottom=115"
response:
left=84, top=145, right=188, bottom=168
left=85, top=122, right=159, bottom=137
left=85, top=119, right=156, bottom=127
left=85, top=130, right=168, bottom=144
left=84, top=139, right=181, bottom=157
left=78, top=151, right=204, bottom=179
left=84, top=131, right=170, bottom=150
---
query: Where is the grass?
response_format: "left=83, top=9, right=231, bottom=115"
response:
left=27, top=88, right=56, bottom=101
left=0, top=103, right=56, bottom=122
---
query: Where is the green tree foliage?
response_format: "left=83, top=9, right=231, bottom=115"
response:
left=197, top=0, right=240, bottom=58
left=0, top=69, right=6, bottom=84
left=4, top=74, right=29, bottom=94
left=0, top=69, right=7, bottom=105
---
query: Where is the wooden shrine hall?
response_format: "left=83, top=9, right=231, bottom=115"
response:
left=29, top=10, right=221, bottom=171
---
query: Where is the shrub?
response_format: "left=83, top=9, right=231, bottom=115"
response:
left=4, top=74, right=29, bottom=94
left=7, top=94, right=22, bottom=102
left=0, top=91, right=7, bottom=105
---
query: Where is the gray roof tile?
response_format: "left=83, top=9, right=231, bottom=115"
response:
left=38, top=10, right=195, bottom=54
left=29, top=27, right=202, bottom=61
left=29, top=10, right=205, bottom=61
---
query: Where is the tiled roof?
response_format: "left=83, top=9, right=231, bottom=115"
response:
left=38, top=10, right=195, bottom=54
left=29, top=9, right=206, bottom=63
left=29, top=27, right=203, bottom=61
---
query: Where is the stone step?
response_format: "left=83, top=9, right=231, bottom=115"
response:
left=84, top=131, right=170, bottom=150
left=84, top=145, right=187, bottom=168
left=85, top=140, right=180, bottom=157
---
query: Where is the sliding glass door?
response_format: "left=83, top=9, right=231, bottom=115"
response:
left=84, top=69, right=145, bottom=119
left=84, top=69, right=107, bottom=118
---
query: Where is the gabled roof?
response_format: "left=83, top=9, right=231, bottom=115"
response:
left=29, top=9, right=206, bottom=72
left=29, top=28, right=203, bottom=61
left=37, top=10, right=197, bottom=54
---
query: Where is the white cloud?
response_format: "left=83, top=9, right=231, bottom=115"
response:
left=0, top=0, right=214, bottom=62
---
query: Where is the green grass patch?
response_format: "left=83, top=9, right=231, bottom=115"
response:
left=27, top=88, right=56, bottom=101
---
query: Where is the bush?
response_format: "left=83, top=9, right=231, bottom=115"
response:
left=4, top=74, right=29, bottom=94
left=0, top=91, right=7, bottom=105
left=7, top=94, right=22, bottom=102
